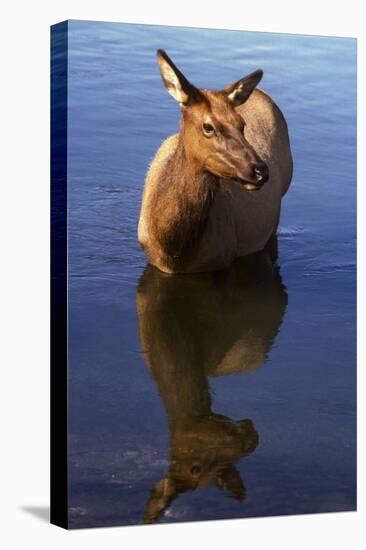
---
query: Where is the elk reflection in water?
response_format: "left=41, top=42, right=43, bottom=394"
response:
left=136, top=241, right=288, bottom=523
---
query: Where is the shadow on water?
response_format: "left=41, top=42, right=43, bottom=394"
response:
left=135, top=239, right=288, bottom=523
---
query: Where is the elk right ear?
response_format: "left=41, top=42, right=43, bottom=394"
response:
left=157, top=49, right=202, bottom=107
left=223, top=69, right=263, bottom=106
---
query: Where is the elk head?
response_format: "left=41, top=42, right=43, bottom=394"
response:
left=157, top=49, right=269, bottom=190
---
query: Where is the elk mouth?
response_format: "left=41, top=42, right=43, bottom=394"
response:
left=213, top=171, right=265, bottom=191
left=238, top=179, right=265, bottom=191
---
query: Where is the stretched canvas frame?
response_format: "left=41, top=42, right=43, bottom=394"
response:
left=51, top=19, right=356, bottom=529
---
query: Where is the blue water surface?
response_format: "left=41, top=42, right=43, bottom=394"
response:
left=65, top=20, right=356, bottom=528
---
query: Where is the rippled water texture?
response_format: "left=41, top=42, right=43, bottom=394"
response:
left=63, top=20, right=356, bottom=528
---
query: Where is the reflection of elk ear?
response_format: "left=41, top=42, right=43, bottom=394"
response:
left=144, top=476, right=178, bottom=524
left=216, top=464, right=246, bottom=502
left=238, top=419, right=259, bottom=456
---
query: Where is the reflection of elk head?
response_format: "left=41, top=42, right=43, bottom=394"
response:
left=144, top=416, right=258, bottom=524
left=136, top=245, right=288, bottom=523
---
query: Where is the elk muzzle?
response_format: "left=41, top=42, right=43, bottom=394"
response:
left=223, top=136, right=269, bottom=190
left=236, top=159, right=269, bottom=191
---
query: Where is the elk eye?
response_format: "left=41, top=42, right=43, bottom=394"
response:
left=202, top=122, right=215, bottom=135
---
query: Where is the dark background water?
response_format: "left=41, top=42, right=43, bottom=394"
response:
left=64, top=20, right=356, bottom=528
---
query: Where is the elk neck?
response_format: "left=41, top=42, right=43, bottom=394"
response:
left=149, top=130, right=218, bottom=269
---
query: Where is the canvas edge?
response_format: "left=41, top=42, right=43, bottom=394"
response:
left=50, top=19, right=69, bottom=530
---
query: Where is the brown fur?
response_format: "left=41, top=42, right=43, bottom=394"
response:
left=146, top=135, right=217, bottom=271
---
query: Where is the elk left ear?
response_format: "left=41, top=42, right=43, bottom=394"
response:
left=156, top=49, right=202, bottom=107
left=223, top=69, right=263, bottom=107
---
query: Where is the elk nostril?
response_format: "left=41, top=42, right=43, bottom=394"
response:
left=254, top=167, right=263, bottom=181
left=253, top=163, right=268, bottom=184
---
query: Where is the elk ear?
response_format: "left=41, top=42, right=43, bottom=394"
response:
left=223, top=69, right=263, bottom=107
left=157, top=49, right=202, bottom=107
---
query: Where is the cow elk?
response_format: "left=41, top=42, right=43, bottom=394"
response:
left=138, top=50, right=292, bottom=273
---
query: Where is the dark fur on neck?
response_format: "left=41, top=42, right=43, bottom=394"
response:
left=148, top=137, right=217, bottom=270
